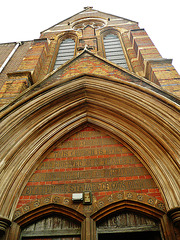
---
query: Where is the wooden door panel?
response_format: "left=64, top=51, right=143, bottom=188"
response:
left=24, top=237, right=80, bottom=240
left=98, top=232, right=161, bottom=240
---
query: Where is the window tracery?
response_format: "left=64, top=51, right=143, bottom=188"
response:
left=72, top=18, right=106, bottom=31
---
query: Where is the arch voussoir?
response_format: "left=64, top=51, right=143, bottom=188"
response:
left=0, top=75, right=179, bottom=220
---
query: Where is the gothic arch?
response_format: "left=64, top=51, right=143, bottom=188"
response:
left=100, top=26, right=120, bottom=38
left=49, top=31, right=78, bottom=72
left=91, top=194, right=165, bottom=222
left=0, top=74, right=179, bottom=222
left=13, top=190, right=165, bottom=223
left=14, top=201, right=85, bottom=228
left=56, top=31, right=78, bottom=48
left=14, top=200, right=84, bottom=240
left=13, top=193, right=166, bottom=239
left=100, top=27, right=121, bottom=58
left=91, top=197, right=171, bottom=240
left=99, top=27, right=132, bottom=70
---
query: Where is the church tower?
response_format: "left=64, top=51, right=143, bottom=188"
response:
left=0, top=7, right=180, bottom=240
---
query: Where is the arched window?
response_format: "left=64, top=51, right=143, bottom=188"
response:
left=54, top=38, right=75, bottom=70
left=103, top=33, right=129, bottom=69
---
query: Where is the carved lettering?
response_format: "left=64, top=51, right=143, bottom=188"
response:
left=39, top=156, right=139, bottom=170
left=30, top=167, right=148, bottom=182
left=23, top=179, right=156, bottom=195
left=51, top=147, right=127, bottom=158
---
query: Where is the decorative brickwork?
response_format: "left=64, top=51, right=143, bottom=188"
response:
left=17, top=39, right=49, bottom=83
left=121, top=32, right=143, bottom=75
left=6, top=51, right=179, bottom=109
left=146, top=59, right=180, bottom=96
left=0, top=40, right=48, bottom=108
left=130, top=29, right=162, bottom=71
left=0, top=7, right=180, bottom=239
left=16, top=127, right=163, bottom=211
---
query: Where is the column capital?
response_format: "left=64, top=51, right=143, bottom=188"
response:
left=0, top=216, right=11, bottom=233
left=167, top=207, right=180, bottom=227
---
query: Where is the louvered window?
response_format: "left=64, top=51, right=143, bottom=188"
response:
left=103, top=34, right=129, bottom=69
left=54, top=38, right=75, bottom=70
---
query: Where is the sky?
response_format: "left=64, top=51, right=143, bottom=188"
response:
left=0, top=0, right=179, bottom=74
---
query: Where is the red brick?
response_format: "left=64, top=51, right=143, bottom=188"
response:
left=139, top=176, right=146, bottom=179
left=17, top=127, right=164, bottom=209
left=141, top=189, right=148, bottom=193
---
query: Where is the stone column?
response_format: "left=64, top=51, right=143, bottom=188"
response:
left=168, top=207, right=180, bottom=240
left=0, top=217, right=11, bottom=238
left=168, top=207, right=180, bottom=226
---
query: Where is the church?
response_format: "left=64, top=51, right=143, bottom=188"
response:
left=0, top=7, right=180, bottom=240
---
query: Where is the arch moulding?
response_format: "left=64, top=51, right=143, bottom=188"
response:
left=0, top=74, right=179, bottom=223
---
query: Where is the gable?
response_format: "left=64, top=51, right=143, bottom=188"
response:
left=16, top=50, right=180, bottom=105
left=41, top=7, right=138, bottom=36
left=44, top=51, right=140, bottom=84
left=1, top=49, right=179, bottom=111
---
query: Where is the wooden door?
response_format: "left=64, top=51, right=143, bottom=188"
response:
left=20, top=215, right=81, bottom=239
left=98, top=232, right=162, bottom=240
left=23, top=238, right=80, bottom=240
left=97, top=211, right=162, bottom=240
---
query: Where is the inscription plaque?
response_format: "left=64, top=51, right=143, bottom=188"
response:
left=49, top=146, right=129, bottom=158
left=39, top=155, right=139, bottom=170
left=23, top=179, right=156, bottom=195
left=18, top=127, right=162, bottom=209
left=30, top=167, right=148, bottom=182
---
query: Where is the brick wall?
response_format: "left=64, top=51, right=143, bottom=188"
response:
left=146, top=59, right=180, bottom=96
left=0, top=39, right=48, bottom=108
left=17, top=39, right=49, bottom=83
left=17, top=127, right=163, bottom=209
left=130, top=29, right=162, bottom=71
left=121, top=32, right=143, bottom=75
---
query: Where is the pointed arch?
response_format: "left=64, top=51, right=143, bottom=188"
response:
left=91, top=197, right=169, bottom=240
left=14, top=202, right=85, bottom=228
left=0, top=74, right=179, bottom=221
left=100, top=27, right=132, bottom=70
left=91, top=194, right=165, bottom=222
left=49, top=31, right=78, bottom=72
left=14, top=199, right=85, bottom=240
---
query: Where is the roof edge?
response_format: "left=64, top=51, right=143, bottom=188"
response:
left=40, top=7, right=138, bottom=34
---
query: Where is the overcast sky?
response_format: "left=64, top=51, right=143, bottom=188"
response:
left=1, top=0, right=179, bottom=74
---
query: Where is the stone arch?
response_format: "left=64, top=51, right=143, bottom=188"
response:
left=100, top=26, right=120, bottom=38
left=13, top=192, right=166, bottom=239
left=0, top=74, right=179, bottom=222
left=14, top=198, right=85, bottom=240
left=91, top=197, right=168, bottom=240
left=56, top=31, right=78, bottom=49
left=49, top=31, right=78, bottom=71
left=100, top=27, right=132, bottom=70
left=14, top=192, right=165, bottom=223
left=14, top=197, right=85, bottom=228
left=91, top=193, right=165, bottom=222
